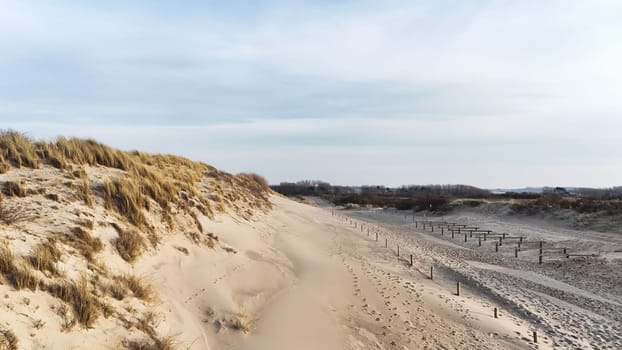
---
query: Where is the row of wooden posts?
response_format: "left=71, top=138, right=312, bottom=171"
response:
left=330, top=210, right=540, bottom=344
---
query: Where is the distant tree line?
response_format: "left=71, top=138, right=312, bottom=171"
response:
left=271, top=181, right=622, bottom=213
left=270, top=181, right=491, bottom=211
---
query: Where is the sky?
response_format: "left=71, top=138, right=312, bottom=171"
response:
left=1, top=0, right=621, bottom=188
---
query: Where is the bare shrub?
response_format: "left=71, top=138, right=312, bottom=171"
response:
left=238, top=173, right=270, bottom=192
left=114, top=228, right=146, bottom=263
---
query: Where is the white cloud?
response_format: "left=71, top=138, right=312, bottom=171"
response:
left=1, top=0, right=621, bottom=187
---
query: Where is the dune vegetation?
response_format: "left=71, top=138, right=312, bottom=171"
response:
left=0, top=130, right=273, bottom=349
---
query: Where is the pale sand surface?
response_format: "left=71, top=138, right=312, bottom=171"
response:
left=142, top=196, right=546, bottom=349
left=345, top=207, right=622, bottom=349
left=2, top=194, right=564, bottom=349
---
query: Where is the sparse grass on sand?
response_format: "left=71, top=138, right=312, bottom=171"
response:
left=117, top=274, right=154, bottom=301
left=114, top=228, right=146, bottom=263
left=2, top=181, right=26, bottom=197
left=7, top=261, right=40, bottom=291
left=122, top=335, right=177, bottom=350
left=0, top=327, right=18, bottom=350
left=29, top=239, right=62, bottom=275
left=0, top=130, right=273, bottom=232
left=66, top=227, right=103, bottom=262
left=47, top=277, right=100, bottom=328
left=0, top=201, right=34, bottom=225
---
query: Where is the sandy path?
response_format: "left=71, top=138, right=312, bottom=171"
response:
left=341, top=207, right=622, bottom=349
left=225, top=198, right=542, bottom=349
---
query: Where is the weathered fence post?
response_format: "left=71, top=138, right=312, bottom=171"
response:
left=533, top=331, right=538, bottom=343
left=495, top=242, right=499, bottom=252
left=464, top=233, right=467, bottom=242
left=456, top=282, right=461, bottom=296
left=441, top=228, right=444, bottom=235
left=478, top=236, right=482, bottom=247
left=494, top=307, right=498, bottom=318
left=376, top=232, right=378, bottom=241
left=515, top=246, right=518, bottom=258
left=410, top=254, right=413, bottom=266
left=430, top=266, right=434, bottom=280
left=499, top=237, right=503, bottom=246
left=452, top=230, right=455, bottom=239
left=385, top=238, right=388, bottom=248
left=397, top=245, right=400, bottom=257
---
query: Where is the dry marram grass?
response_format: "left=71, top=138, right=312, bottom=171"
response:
left=2, top=181, right=26, bottom=197
left=0, top=201, right=35, bottom=225
left=29, top=239, right=62, bottom=275
left=114, top=228, right=146, bottom=263
left=117, top=274, right=155, bottom=301
left=47, top=277, right=100, bottom=328
left=0, top=327, right=18, bottom=350
left=123, top=335, right=178, bottom=350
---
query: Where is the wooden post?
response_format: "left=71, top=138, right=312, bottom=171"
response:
left=464, top=233, right=467, bottom=242
left=502, top=232, right=506, bottom=239
left=431, top=225, right=434, bottom=232
left=451, top=230, right=455, bottom=239
left=533, top=331, right=538, bottom=343
left=495, top=242, right=499, bottom=252
left=430, top=266, right=434, bottom=280
left=478, top=236, right=482, bottom=246
left=415, top=221, right=418, bottom=228
left=494, top=307, right=498, bottom=318
left=456, top=282, right=461, bottom=296
left=441, top=227, right=444, bottom=235
left=514, top=246, right=518, bottom=258
left=397, top=245, right=400, bottom=257
left=499, top=237, right=503, bottom=246
left=410, top=254, right=413, bottom=266
left=385, top=238, right=388, bottom=248
left=376, top=232, right=378, bottom=241
left=563, top=247, right=567, bottom=254
left=484, top=233, right=487, bottom=241
left=539, top=254, right=543, bottom=264
left=469, top=230, right=473, bottom=238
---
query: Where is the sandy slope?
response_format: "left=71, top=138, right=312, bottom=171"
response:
left=144, top=196, right=543, bottom=349
left=2, top=193, right=551, bottom=349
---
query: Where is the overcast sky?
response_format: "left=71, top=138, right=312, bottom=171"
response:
left=1, top=0, right=620, bottom=188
